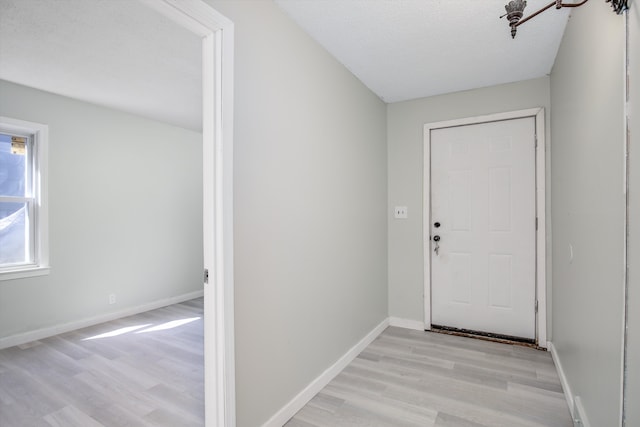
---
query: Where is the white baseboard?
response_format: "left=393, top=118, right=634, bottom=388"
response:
left=573, top=396, right=591, bottom=427
left=547, top=341, right=576, bottom=420
left=0, top=289, right=204, bottom=350
left=389, top=316, right=425, bottom=331
left=261, top=318, right=390, bottom=427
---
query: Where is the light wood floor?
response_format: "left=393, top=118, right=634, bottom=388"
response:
left=0, top=298, right=204, bottom=427
left=1, top=300, right=573, bottom=427
left=285, top=327, right=573, bottom=427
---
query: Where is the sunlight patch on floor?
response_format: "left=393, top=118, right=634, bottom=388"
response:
left=135, top=317, right=200, bottom=333
left=82, top=317, right=201, bottom=341
left=83, top=324, right=152, bottom=340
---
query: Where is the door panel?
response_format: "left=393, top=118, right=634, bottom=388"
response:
left=430, top=117, right=536, bottom=339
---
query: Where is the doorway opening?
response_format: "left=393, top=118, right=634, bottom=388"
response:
left=139, top=1, right=235, bottom=425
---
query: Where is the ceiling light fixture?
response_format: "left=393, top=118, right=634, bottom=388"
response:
left=502, top=0, right=629, bottom=38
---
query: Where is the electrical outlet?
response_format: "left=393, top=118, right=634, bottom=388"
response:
left=394, top=206, right=408, bottom=219
left=109, top=294, right=116, bottom=305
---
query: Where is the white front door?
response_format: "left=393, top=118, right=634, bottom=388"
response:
left=430, top=117, right=536, bottom=340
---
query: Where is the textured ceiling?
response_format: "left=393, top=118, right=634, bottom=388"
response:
left=275, top=0, right=571, bottom=102
left=0, top=0, right=202, bottom=131
left=0, top=0, right=571, bottom=130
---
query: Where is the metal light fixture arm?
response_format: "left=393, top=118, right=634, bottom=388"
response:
left=503, top=0, right=628, bottom=38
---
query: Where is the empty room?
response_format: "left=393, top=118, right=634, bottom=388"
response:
left=0, top=1, right=638, bottom=427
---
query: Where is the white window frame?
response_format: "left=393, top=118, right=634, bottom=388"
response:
left=0, top=116, right=49, bottom=280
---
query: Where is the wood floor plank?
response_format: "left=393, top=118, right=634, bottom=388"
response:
left=285, top=327, right=573, bottom=427
left=3, top=304, right=573, bottom=427
left=434, top=412, right=487, bottom=427
left=322, top=381, right=439, bottom=425
left=0, top=298, right=204, bottom=427
left=43, top=405, right=105, bottom=427
left=284, top=418, right=318, bottom=427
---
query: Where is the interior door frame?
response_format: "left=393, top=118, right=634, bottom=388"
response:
left=423, top=108, right=547, bottom=347
left=139, top=1, right=235, bottom=425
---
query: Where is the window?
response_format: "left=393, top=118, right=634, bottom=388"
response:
left=0, top=117, right=49, bottom=280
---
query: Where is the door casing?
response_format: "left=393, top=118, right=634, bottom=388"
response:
left=423, top=108, right=547, bottom=347
left=139, top=1, right=236, bottom=425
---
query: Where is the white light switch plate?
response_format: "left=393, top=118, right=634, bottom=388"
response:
left=394, top=206, right=408, bottom=219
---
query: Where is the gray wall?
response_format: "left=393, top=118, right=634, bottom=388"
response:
left=0, top=80, right=203, bottom=339
left=207, top=2, right=388, bottom=426
left=550, top=3, right=626, bottom=426
left=625, top=3, right=640, bottom=426
left=387, top=77, right=551, bottom=326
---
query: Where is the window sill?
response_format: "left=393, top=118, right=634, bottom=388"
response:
left=0, top=266, right=50, bottom=281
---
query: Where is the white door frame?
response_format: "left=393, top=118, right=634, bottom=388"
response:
left=423, top=108, right=547, bottom=347
left=139, top=1, right=235, bottom=425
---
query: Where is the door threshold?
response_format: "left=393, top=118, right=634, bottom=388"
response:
left=430, top=324, right=543, bottom=350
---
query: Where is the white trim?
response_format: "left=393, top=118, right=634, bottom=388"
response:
left=550, top=342, right=593, bottom=427
left=422, top=108, right=547, bottom=346
left=423, top=121, right=432, bottom=331
left=0, top=289, right=204, bottom=350
left=549, top=342, right=576, bottom=421
left=534, top=108, right=548, bottom=347
left=573, top=397, right=592, bottom=427
left=262, top=319, right=390, bottom=427
left=138, top=0, right=212, bottom=36
left=0, top=266, right=49, bottom=281
left=389, top=317, right=425, bottom=331
left=621, top=12, right=630, bottom=427
left=139, top=2, right=235, bottom=426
